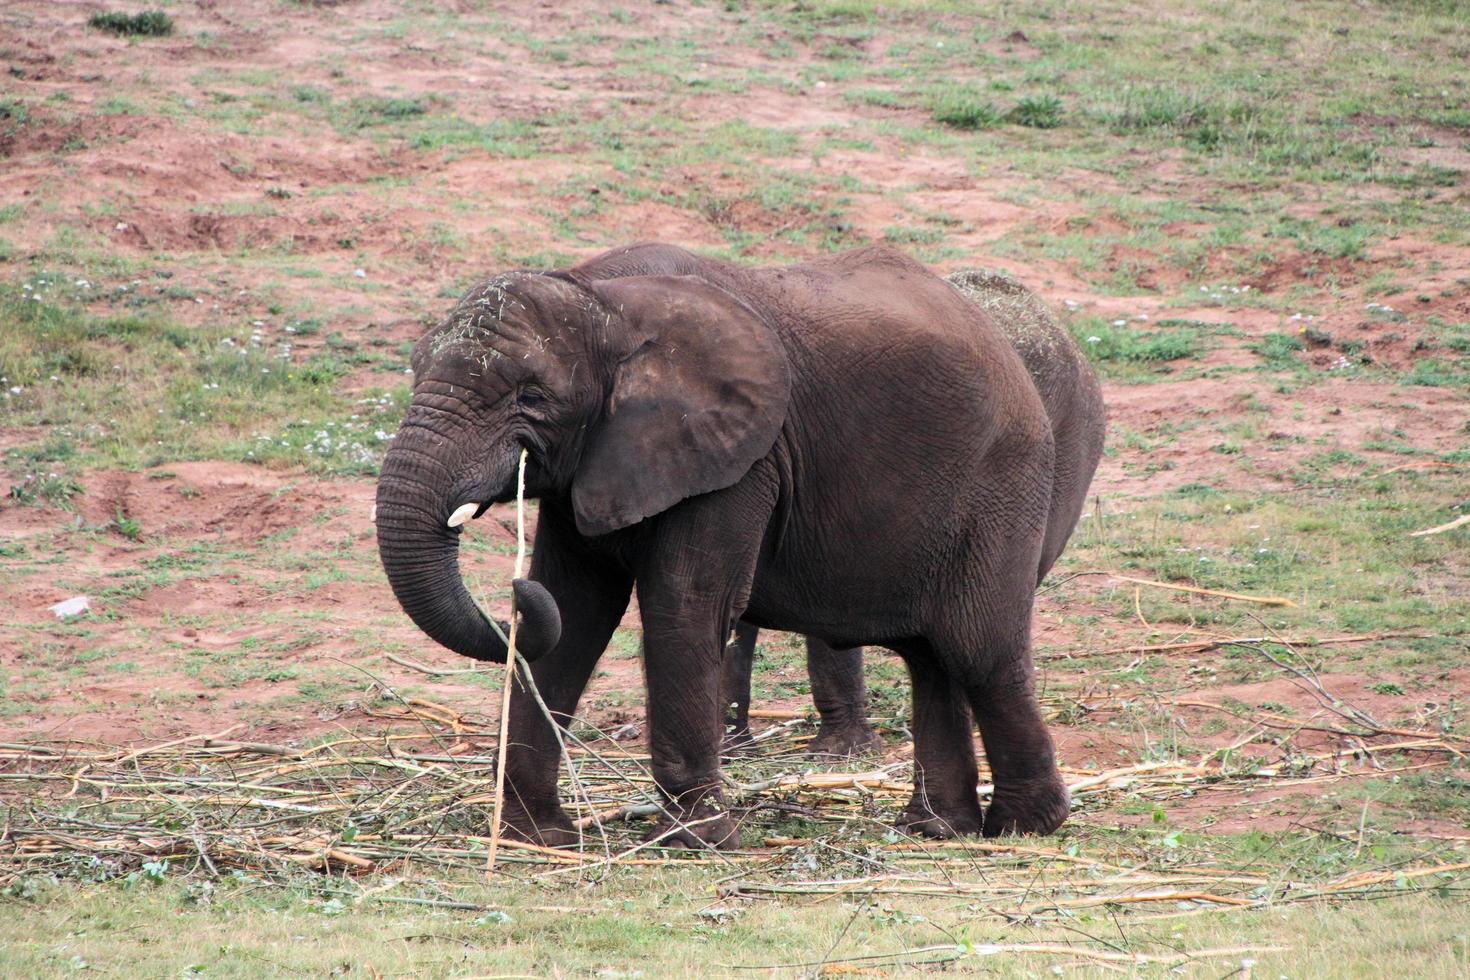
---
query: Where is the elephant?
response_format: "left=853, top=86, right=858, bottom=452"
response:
left=374, top=242, right=1106, bottom=849
left=721, top=269, right=1105, bottom=761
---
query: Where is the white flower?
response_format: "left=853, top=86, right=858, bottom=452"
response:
left=1086, top=335, right=1101, bottom=343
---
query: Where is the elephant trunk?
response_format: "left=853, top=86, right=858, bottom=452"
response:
left=376, top=428, right=560, bottom=663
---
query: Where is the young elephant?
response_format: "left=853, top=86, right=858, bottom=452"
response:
left=722, top=270, right=1104, bottom=761
left=375, top=243, right=1106, bottom=849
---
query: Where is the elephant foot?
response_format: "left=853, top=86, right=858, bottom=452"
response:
left=983, top=774, right=1070, bottom=838
left=499, top=799, right=581, bottom=849
left=807, top=722, right=881, bottom=759
left=896, top=795, right=984, bottom=839
left=645, top=805, right=741, bottom=851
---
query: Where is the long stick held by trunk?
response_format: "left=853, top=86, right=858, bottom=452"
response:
left=487, top=449, right=529, bottom=877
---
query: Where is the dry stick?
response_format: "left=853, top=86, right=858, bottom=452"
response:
left=114, top=724, right=243, bottom=765
left=1377, top=460, right=1459, bottom=477
left=385, top=653, right=491, bottom=677
left=1408, top=513, right=1470, bottom=537
left=1104, top=573, right=1297, bottom=607
left=1069, top=631, right=1431, bottom=659
left=487, top=449, right=529, bottom=878
left=731, top=942, right=1287, bottom=971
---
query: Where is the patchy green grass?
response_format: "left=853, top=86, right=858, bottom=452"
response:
left=87, top=10, right=173, bottom=38
left=1066, top=315, right=1215, bottom=380
left=0, top=283, right=403, bottom=477
left=1064, top=466, right=1468, bottom=650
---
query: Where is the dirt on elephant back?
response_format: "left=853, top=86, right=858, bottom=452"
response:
left=1, top=0, right=1467, bottom=852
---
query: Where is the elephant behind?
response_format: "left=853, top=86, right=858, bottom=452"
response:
left=720, top=269, right=1105, bottom=759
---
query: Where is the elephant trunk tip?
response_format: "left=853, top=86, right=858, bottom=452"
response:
left=510, top=578, right=562, bottom=660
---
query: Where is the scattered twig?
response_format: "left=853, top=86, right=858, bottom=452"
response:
left=1408, top=514, right=1470, bottom=537
left=1103, top=573, right=1297, bottom=607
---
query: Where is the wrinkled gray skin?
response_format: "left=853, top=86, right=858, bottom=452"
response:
left=722, top=271, right=1104, bottom=761
left=376, top=243, right=1106, bottom=849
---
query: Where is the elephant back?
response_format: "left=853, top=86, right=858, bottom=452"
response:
left=945, top=268, right=1105, bottom=581
left=944, top=269, right=1079, bottom=396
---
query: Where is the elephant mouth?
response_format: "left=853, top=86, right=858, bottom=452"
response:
left=445, top=450, right=536, bottom=528
left=445, top=499, right=494, bottom=529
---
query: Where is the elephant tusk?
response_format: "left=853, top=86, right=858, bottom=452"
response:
left=370, top=504, right=376, bottom=523
left=447, top=502, right=480, bottom=528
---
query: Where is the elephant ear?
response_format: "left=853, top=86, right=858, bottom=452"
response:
left=572, top=275, right=791, bottom=537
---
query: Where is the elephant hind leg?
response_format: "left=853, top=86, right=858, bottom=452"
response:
left=894, top=647, right=983, bottom=838
left=902, top=602, right=1068, bottom=839
left=806, top=638, right=881, bottom=758
left=721, top=621, right=760, bottom=757
left=938, top=624, right=1068, bottom=838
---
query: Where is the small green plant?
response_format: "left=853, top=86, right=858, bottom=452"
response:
left=1370, top=682, right=1405, bottom=696
left=121, top=860, right=169, bottom=888
left=931, top=89, right=1001, bottom=130
left=88, top=11, right=174, bottom=37
left=1009, top=95, right=1063, bottom=129
left=882, top=226, right=944, bottom=245
left=8, top=473, right=82, bottom=509
left=113, top=511, right=143, bottom=541
left=1070, top=318, right=1203, bottom=366
left=1251, top=333, right=1305, bottom=370
left=0, top=98, right=28, bottom=138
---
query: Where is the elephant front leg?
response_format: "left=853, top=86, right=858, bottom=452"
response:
left=805, top=639, right=881, bottom=758
left=633, top=477, right=775, bottom=850
left=500, top=515, right=633, bottom=848
left=640, top=602, right=741, bottom=850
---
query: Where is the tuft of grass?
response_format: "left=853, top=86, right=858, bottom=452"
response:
left=0, top=97, right=28, bottom=135
left=1068, top=316, right=1205, bottom=376
left=1009, top=95, right=1064, bottom=129
left=7, top=473, right=82, bottom=509
left=353, top=96, right=428, bottom=122
left=113, top=511, right=143, bottom=541
left=88, top=11, right=174, bottom=37
left=1250, top=332, right=1304, bottom=370
left=930, top=88, right=1002, bottom=130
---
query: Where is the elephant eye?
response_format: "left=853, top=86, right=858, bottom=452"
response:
left=516, top=387, right=546, bottom=409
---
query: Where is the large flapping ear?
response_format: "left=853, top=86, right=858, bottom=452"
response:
left=572, top=275, right=791, bottom=537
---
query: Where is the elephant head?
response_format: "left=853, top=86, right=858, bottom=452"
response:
left=374, top=270, right=791, bottom=663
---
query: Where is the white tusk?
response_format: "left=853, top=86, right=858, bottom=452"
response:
left=370, top=504, right=377, bottom=523
left=447, top=502, right=480, bottom=528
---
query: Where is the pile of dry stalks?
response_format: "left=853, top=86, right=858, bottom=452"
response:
left=2, top=681, right=1465, bottom=915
